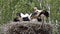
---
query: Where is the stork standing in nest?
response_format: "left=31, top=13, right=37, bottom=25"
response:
left=31, top=7, right=49, bottom=22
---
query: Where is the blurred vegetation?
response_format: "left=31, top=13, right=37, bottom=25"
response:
left=0, top=0, right=60, bottom=24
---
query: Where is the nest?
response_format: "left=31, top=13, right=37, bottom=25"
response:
left=2, top=21, right=53, bottom=34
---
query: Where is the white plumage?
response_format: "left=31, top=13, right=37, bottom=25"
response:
left=20, top=13, right=30, bottom=18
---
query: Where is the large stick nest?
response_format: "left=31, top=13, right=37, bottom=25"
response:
left=1, top=21, right=53, bottom=34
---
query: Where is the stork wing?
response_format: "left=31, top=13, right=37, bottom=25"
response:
left=25, top=13, right=29, bottom=17
left=29, top=13, right=32, bottom=17
left=20, top=13, right=25, bottom=17
left=28, top=13, right=32, bottom=20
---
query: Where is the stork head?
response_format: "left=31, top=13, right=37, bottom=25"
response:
left=32, top=10, right=43, bottom=16
left=34, top=7, right=38, bottom=11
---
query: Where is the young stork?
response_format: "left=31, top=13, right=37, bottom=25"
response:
left=31, top=7, right=49, bottom=22
left=13, top=12, right=34, bottom=22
